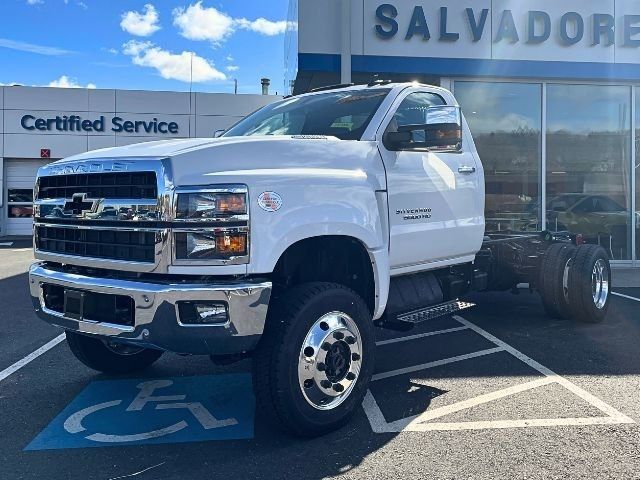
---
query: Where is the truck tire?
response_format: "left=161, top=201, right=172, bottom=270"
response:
left=567, top=245, right=611, bottom=324
left=66, top=331, right=163, bottom=375
left=252, top=282, right=375, bottom=437
left=538, top=243, right=576, bottom=319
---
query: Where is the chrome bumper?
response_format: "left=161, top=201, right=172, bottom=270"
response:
left=28, top=262, right=271, bottom=355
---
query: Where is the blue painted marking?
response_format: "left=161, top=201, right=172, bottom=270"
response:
left=299, top=53, right=640, bottom=82
left=26, top=374, right=254, bottom=450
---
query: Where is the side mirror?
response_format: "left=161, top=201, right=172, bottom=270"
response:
left=423, top=105, right=463, bottom=152
left=383, top=130, right=412, bottom=150
left=384, top=106, right=463, bottom=152
left=213, top=129, right=226, bottom=138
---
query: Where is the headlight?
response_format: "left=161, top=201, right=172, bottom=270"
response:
left=175, top=231, right=248, bottom=260
left=173, top=186, right=249, bottom=263
left=176, top=191, right=247, bottom=220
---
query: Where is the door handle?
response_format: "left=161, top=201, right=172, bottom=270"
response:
left=458, top=166, right=476, bottom=174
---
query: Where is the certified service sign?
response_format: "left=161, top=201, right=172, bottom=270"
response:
left=257, top=192, right=283, bottom=212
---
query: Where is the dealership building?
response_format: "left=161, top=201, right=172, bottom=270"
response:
left=0, top=87, right=275, bottom=236
left=288, top=0, right=640, bottom=266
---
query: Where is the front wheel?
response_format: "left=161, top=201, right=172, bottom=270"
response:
left=66, top=331, right=164, bottom=375
left=252, top=282, right=375, bottom=437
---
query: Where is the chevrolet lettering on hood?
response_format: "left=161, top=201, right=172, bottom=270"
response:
left=47, top=161, right=131, bottom=175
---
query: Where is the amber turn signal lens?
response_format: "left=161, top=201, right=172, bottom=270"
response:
left=217, top=194, right=246, bottom=214
left=215, top=234, right=247, bottom=255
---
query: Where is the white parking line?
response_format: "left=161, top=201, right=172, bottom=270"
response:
left=371, top=347, right=504, bottom=381
left=387, top=377, right=555, bottom=430
left=0, top=334, right=65, bottom=383
left=375, top=326, right=469, bottom=346
left=612, top=292, right=640, bottom=303
left=364, top=315, right=634, bottom=433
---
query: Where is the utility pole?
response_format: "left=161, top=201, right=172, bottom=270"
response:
left=234, top=78, right=238, bottom=95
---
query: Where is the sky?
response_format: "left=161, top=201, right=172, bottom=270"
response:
left=0, top=0, right=293, bottom=94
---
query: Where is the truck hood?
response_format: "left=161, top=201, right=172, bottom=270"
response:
left=54, top=135, right=387, bottom=190
left=54, top=137, right=245, bottom=162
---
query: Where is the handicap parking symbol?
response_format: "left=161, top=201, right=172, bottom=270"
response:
left=26, top=374, right=254, bottom=450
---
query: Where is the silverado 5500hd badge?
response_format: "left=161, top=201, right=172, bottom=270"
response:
left=396, top=208, right=432, bottom=220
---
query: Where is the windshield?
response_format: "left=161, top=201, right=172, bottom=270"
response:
left=224, top=89, right=391, bottom=140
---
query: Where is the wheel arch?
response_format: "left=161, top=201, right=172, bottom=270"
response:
left=270, top=235, right=389, bottom=319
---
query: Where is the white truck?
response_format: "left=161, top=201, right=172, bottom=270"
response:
left=29, top=82, right=611, bottom=437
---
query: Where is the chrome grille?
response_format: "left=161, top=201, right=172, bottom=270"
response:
left=34, top=159, right=170, bottom=272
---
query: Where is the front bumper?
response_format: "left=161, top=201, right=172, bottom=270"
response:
left=29, top=262, right=271, bottom=355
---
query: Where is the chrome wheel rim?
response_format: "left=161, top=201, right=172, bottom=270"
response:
left=592, top=259, right=609, bottom=310
left=562, top=257, right=571, bottom=303
left=298, top=311, right=363, bottom=411
left=104, top=341, right=145, bottom=356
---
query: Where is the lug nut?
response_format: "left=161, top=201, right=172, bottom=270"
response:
left=346, top=372, right=356, bottom=381
left=333, top=383, right=344, bottom=393
left=345, top=336, right=356, bottom=345
left=333, top=331, right=344, bottom=340
left=316, top=362, right=326, bottom=372
left=351, top=353, right=360, bottom=361
left=321, top=342, right=331, bottom=351
left=320, top=380, right=331, bottom=389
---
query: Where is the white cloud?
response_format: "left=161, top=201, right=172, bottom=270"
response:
left=226, top=65, right=239, bottom=72
left=172, top=2, right=293, bottom=43
left=172, top=2, right=234, bottom=43
left=77, top=1, right=87, bottom=9
left=27, top=0, right=44, bottom=5
left=122, top=40, right=226, bottom=83
left=120, top=4, right=161, bottom=37
left=236, top=18, right=290, bottom=36
left=226, top=55, right=234, bottom=62
left=0, top=38, right=73, bottom=56
left=48, top=75, right=96, bottom=89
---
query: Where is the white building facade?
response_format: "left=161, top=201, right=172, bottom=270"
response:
left=289, top=0, right=640, bottom=266
left=0, top=87, right=277, bottom=236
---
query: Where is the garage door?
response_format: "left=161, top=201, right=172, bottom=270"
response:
left=4, top=159, right=51, bottom=236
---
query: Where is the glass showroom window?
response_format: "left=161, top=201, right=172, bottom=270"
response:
left=454, top=81, right=542, bottom=233
left=547, top=84, right=632, bottom=261
left=7, top=189, right=34, bottom=218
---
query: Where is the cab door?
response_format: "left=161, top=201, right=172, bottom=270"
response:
left=378, top=90, right=484, bottom=272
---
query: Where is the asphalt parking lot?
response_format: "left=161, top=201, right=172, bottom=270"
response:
left=1, top=244, right=639, bottom=480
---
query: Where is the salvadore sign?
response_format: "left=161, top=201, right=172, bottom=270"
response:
left=363, top=0, right=640, bottom=64
left=20, top=114, right=180, bottom=135
left=376, top=5, right=639, bottom=47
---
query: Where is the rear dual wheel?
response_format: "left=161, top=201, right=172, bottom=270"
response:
left=538, top=243, right=575, bottom=319
left=567, top=244, right=611, bottom=323
left=539, top=244, right=611, bottom=323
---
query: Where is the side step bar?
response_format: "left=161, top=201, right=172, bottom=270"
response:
left=375, top=300, right=476, bottom=331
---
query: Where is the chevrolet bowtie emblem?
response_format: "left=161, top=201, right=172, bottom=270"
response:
left=64, top=193, right=98, bottom=216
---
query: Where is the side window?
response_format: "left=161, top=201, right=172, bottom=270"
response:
left=387, top=92, right=446, bottom=142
